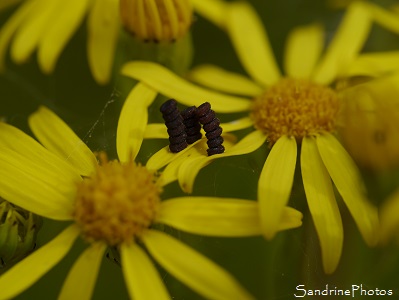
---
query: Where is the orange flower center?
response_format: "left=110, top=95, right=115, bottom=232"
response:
left=251, top=78, right=340, bottom=144
left=73, top=153, right=161, bottom=246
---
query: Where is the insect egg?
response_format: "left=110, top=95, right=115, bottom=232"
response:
left=181, top=106, right=202, bottom=144
left=160, top=99, right=188, bottom=153
left=196, top=102, right=225, bottom=156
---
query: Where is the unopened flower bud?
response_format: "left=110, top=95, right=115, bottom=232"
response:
left=120, top=0, right=193, bottom=42
left=0, top=199, right=42, bottom=267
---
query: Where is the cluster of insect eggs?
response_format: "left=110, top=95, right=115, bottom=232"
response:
left=160, top=99, right=224, bottom=156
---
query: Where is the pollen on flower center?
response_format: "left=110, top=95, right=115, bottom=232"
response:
left=251, top=78, right=340, bottom=144
left=73, top=153, right=162, bottom=246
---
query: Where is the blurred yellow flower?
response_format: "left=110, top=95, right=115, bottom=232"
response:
left=0, top=0, right=120, bottom=84
left=363, top=1, right=399, bottom=34
left=0, top=0, right=197, bottom=84
left=120, top=0, right=193, bottom=42
left=121, top=1, right=388, bottom=273
left=328, top=0, right=399, bottom=37
left=339, top=74, right=399, bottom=171
left=0, top=83, right=303, bottom=299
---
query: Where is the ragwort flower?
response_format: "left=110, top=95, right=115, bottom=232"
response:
left=0, top=0, right=120, bottom=84
left=0, top=83, right=302, bottom=299
left=121, top=1, right=383, bottom=273
left=339, top=73, right=399, bottom=171
left=0, top=0, right=195, bottom=84
left=120, top=0, right=193, bottom=42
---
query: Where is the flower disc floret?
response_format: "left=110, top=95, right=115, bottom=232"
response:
left=73, top=153, right=162, bottom=246
left=251, top=78, right=340, bottom=144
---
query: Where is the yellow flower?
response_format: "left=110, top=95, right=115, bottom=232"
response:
left=0, top=83, right=302, bottom=299
left=0, top=0, right=120, bottom=84
left=120, top=0, right=193, bottom=42
left=0, top=0, right=196, bottom=84
left=338, top=73, right=399, bottom=171
left=120, top=1, right=385, bottom=274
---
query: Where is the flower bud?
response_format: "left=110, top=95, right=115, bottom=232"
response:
left=120, top=0, right=193, bottom=42
left=0, top=199, right=42, bottom=267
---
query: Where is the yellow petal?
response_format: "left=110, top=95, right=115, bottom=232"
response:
left=284, top=23, right=324, bottom=79
left=121, top=61, right=251, bottom=113
left=158, top=161, right=182, bottom=186
left=59, top=243, right=106, bottom=300
left=178, top=130, right=267, bottom=193
left=312, top=2, right=371, bottom=85
left=301, top=136, right=343, bottom=274
left=120, top=242, right=170, bottom=300
left=10, top=0, right=58, bottom=64
left=144, top=124, right=168, bottom=139
left=0, top=0, right=35, bottom=71
left=164, top=0, right=182, bottom=39
left=38, top=0, right=90, bottom=73
left=0, top=122, right=82, bottom=181
left=158, top=197, right=302, bottom=236
left=117, top=83, right=157, bottom=162
left=0, top=224, right=80, bottom=300
left=87, top=0, right=120, bottom=84
left=316, top=133, right=379, bottom=246
left=146, top=0, right=163, bottom=40
left=279, top=207, right=303, bottom=231
left=158, top=197, right=262, bottom=236
left=188, top=64, right=263, bottom=96
left=345, top=51, right=399, bottom=77
left=158, top=141, right=206, bottom=187
left=367, top=2, right=399, bottom=34
left=222, top=117, right=254, bottom=132
left=191, top=0, right=228, bottom=29
left=145, top=140, right=201, bottom=171
left=0, top=147, right=75, bottom=220
left=146, top=145, right=177, bottom=171
left=379, top=188, right=399, bottom=244
left=142, top=230, right=255, bottom=300
left=162, top=134, right=240, bottom=187
left=226, top=2, right=281, bottom=86
left=258, top=136, right=297, bottom=239
left=29, top=106, right=97, bottom=177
